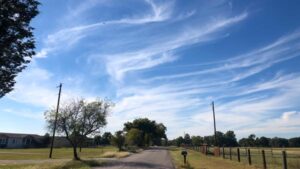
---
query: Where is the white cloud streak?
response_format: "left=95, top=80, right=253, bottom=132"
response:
left=104, top=12, right=248, bottom=81
left=34, top=0, right=174, bottom=59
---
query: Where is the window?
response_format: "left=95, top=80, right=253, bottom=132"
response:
left=0, top=138, right=7, bottom=144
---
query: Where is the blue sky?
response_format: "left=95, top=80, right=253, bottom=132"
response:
left=1, top=0, right=300, bottom=139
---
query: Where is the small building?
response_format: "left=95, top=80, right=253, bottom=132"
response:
left=0, top=132, right=42, bottom=148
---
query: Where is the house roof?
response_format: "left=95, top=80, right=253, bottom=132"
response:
left=0, top=132, right=41, bottom=139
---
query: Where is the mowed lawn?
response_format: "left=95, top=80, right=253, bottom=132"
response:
left=0, top=146, right=120, bottom=160
left=169, top=147, right=258, bottom=169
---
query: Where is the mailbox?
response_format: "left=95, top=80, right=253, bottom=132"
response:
left=181, top=150, right=188, bottom=156
left=181, top=150, right=188, bottom=164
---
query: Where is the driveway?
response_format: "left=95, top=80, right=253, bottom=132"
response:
left=94, top=147, right=174, bottom=169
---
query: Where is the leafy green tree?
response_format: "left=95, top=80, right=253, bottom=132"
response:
left=101, top=132, right=112, bottom=145
left=203, top=135, right=214, bottom=145
left=289, top=137, right=300, bottom=147
left=238, top=138, right=249, bottom=147
left=256, top=137, right=270, bottom=147
left=224, top=130, right=238, bottom=147
left=0, top=0, right=39, bottom=97
left=175, top=136, right=184, bottom=147
left=111, top=131, right=125, bottom=151
left=248, top=134, right=256, bottom=146
left=93, top=135, right=101, bottom=146
left=183, top=133, right=192, bottom=145
left=191, top=136, right=203, bottom=146
left=215, top=131, right=225, bottom=146
left=123, top=118, right=167, bottom=147
left=270, top=137, right=289, bottom=147
left=45, top=99, right=111, bottom=160
left=125, top=128, right=143, bottom=146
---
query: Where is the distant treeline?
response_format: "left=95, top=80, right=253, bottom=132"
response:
left=168, top=131, right=300, bottom=147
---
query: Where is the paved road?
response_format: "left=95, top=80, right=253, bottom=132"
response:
left=94, top=147, right=174, bottom=169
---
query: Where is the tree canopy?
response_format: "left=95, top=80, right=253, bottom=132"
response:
left=0, top=0, right=39, bottom=97
left=170, top=132, right=299, bottom=148
left=45, top=99, right=112, bottom=160
left=123, top=118, right=167, bottom=147
left=111, top=131, right=125, bottom=151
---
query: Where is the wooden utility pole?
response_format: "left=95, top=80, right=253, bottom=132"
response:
left=212, top=101, right=217, bottom=146
left=49, top=83, right=62, bottom=158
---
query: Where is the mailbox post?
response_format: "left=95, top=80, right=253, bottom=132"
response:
left=181, top=150, right=188, bottom=164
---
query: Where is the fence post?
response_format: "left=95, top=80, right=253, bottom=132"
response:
left=237, top=148, right=240, bottom=162
left=248, top=149, right=252, bottom=165
left=222, top=146, right=225, bottom=159
left=229, top=147, right=232, bottom=160
left=262, top=150, right=267, bottom=169
left=282, top=151, right=287, bottom=169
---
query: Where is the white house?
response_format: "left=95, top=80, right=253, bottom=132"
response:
left=0, top=132, right=42, bottom=148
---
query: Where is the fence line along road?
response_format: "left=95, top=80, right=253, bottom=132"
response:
left=186, top=145, right=300, bottom=169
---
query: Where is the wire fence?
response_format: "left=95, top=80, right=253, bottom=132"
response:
left=187, top=146, right=300, bottom=169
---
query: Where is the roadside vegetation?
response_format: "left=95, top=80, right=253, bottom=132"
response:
left=169, top=147, right=257, bottom=169
left=45, top=99, right=113, bottom=160
left=0, top=160, right=104, bottom=169
left=0, top=146, right=119, bottom=160
left=168, top=131, right=300, bottom=148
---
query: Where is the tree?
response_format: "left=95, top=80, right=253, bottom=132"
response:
left=183, top=133, right=192, bottom=145
left=203, top=135, right=214, bottom=145
left=125, top=128, right=143, bottom=146
left=123, top=118, right=167, bottom=147
left=289, top=137, right=300, bottom=147
left=248, top=134, right=256, bottom=146
left=215, top=131, right=225, bottom=146
left=0, top=0, right=39, bottom=97
left=270, top=137, right=289, bottom=147
left=45, top=99, right=111, bottom=160
left=175, top=136, right=184, bottom=147
left=111, top=131, right=125, bottom=151
left=256, top=137, right=270, bottom=147
left=93, top=135, right=101, bottom=146
left=191, top=136, right=203, bottom=146
left=101, top=132, right=112, bottom=145
left=224, top=131, right=238, bottom=147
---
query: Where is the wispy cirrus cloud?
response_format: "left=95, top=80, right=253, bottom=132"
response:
left=146, top=30, right=300, bottom=82
left=3, top=0, right=300, bottom=139
left=35, top=0, right=175, bottom=59
left=106, top=28, right=300, bottom=138
left=102, top=12, right=248, bottom=81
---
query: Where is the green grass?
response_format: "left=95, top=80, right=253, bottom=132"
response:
left=221, top=147, right=300, bottom=169
left=169, top=147, right=258, bottom=169
left=0, top=159, right=105, bottom=169
left=0, top=146, right=118, bottom=160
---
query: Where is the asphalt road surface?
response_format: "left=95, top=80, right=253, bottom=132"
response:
left=94, top=147, right=175, bottom=169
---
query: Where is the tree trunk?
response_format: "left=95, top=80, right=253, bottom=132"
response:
left=73, top=146, right=80, bottom=160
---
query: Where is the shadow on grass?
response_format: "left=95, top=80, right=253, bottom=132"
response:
left=52, top=159, right=105, bottom=169
left=180, top=162, right=194, bottom=169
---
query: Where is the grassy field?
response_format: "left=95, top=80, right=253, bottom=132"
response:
left=0, top=146, right=127, bottom=160
left=169, top=147, right=258, bottom=169
left=220, top=147, right=300, bottom=169
left=0, top=146, right=131, bottom=169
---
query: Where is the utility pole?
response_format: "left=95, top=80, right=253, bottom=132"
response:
left=212, top=101, right=217, bottom=146
left=49, top=83, right=62, bottom=158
